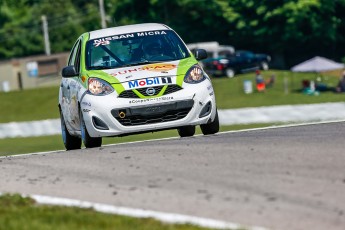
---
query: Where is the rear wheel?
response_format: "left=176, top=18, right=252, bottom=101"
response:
left=225, top=68, right=235, bottom=78
left=80, top=110, right=102, bottom=148
left=200, top=110, right=220, bottom=135
left=178, top=125, right=196, bottom=137
left=60, top=110, right=81, bottom=150
left=260, top=61, right=269, bottom=70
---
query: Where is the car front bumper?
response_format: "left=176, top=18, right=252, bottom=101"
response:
left=80, top=80, right=217, bottom=137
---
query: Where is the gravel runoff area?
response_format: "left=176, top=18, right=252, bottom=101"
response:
left=1, top=102, right=345, bottom=139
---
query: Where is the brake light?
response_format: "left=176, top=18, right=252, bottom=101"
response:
left=216, top=64, right=224, bottom=70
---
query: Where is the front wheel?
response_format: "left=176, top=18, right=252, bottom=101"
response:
left=80, top=110, right=102, bottom=148
left=177, top=125, right=196, bottom=137
left=60, top=110, right=81, bottom=150
left=200, top=110, right=220, bottom=135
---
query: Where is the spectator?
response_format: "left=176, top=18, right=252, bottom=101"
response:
left=266, top=74, right=276, bottom=88
left=336, top=71, right=345, bottom=93
left=255, top=70, right=265, bottom=92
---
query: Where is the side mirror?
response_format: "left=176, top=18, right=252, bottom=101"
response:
left=61, top=66, right=78, bottom=78
left=194, top=49, right=208, bottom=61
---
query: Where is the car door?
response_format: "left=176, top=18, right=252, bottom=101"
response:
left=61, top=39, right=82, bottom=132
left=236, top=51, right=255, bottom=72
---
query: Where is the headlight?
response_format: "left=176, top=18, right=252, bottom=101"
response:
left=184, top=66, right=206, bottom=84
left=87, top=78, right=114, bottom=96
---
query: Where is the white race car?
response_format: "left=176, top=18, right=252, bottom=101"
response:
left=59, top=23, right=219, bottom=150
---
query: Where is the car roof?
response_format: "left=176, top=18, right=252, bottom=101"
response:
left=88, top=23, right=171, bottom=40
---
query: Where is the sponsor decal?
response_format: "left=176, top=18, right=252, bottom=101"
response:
left=137, top=31, right=167, bottom=37
left=129, top=96, right=174, bottom=104
left=209, top=91, right=214, bottom=96
left=128, top=77, right=172, bottom=89
left=207, top=85, right=213, bottom=91
left=142, top=63, right=176, bottom=72
left=83, top=109, right=91, bottom=113
left=93, top=30, right=167, bottom=47
left=82, top=102, right=91, bottom=106
left=81, top=76, right=86, bottom=82
left=110, top=64, right=176, bottom=77
left=70, top=81, right=77, bottom=89
left=93, top=34, right=135, bottom=47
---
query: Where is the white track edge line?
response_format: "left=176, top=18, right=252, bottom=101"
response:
left=2, top=120, right=345, bottom=159
left=0, top=192, right=268, bottom=230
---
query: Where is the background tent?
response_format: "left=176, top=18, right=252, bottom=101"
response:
left=291, top=56, right=344, bottom=72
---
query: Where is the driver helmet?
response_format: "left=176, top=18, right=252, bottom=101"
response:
left=142, top=37, right=164, bottom=59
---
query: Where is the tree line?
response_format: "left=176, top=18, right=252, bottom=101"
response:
left=1, top=0, right=345, bottom=68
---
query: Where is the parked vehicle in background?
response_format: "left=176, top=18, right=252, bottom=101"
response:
left=59, top=23, right=219, bottom=150
left=202, top=50, right=271, bottom=78
left=187, top=41, right=235, bottom=65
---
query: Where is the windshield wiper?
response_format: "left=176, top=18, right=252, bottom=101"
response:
left=124, top=59, right=165, bottom=67
left=88, top=66, right=113, bottom=70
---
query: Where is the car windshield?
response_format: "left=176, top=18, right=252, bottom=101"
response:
left=86, top=30, right=190, bottom=70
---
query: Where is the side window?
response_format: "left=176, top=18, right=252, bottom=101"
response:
left=219, top=50, right=232, bottom=58
left=68, top=42, right=78, bottom=66
left=74, top=42, right=81, bottom=73
left=68, top=40, right=81, bottom=68
left=207, top=51, right=214, bottom=58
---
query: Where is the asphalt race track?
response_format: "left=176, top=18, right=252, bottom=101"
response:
left=1, top=122, right=345, bottom=230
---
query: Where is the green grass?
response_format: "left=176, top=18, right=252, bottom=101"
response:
left=0, top=86, right=60, bottom=123
left=1, top=71, right=326, bottom=229
left=1, top=69, right=344, bottom=155
left=1, top=70, right=344, bottom=123
left=213, top=70, right=345, bottom=109
left=0, top=194, right=223, bottom=230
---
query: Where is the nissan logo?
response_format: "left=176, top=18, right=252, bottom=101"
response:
left=146, top=87, right=156, bottom=96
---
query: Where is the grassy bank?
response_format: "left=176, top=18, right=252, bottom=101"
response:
left=1, top=70, right=344, bottom=123
left=1, top=70, right=336, bottom=229
left=1, top=69, right=344, bottom=155
left=214, top=70, right=345, bottom=109
left=0, top=194, right=219, bottom=230
left=0, top=86, right=60, bottom=123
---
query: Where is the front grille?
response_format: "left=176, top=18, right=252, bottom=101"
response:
left=118, top=90, right=138, bottom=98
left=118, top=85, right=182, bottom=98
left=163, top=85, right=182, bottom=95
left=111, top=99, right=193, bottom=126
left=137, top=86, right=164, bottom=96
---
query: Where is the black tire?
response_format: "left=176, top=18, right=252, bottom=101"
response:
left=177, top=125, right=196, bottom=137
left=260, top=61, right=269, bottom=70
left=225, top=68, right=235, bottom=78
left=60, top=110, right=81, bottom=150
left=80, top=110, right=102, bottom=148
left=200, top=110, right=220, bottom=135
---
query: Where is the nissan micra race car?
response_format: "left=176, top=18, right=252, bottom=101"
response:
left=59, top=23, right=219, bottom=150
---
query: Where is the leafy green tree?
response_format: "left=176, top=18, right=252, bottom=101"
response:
left=2, top=0, right=345, bottom=68
left=0, top=0, right=100, bottom=59
left=35, top=0, right=99, bottom=53
left=105, top=0, right=230, bottom=43
left=218, top=0, right=344, bottom=66
left=0, top=0, right=43, bottom=58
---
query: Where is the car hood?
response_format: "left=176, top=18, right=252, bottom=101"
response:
left=86, top=59, right=197, bottom=84
left=106, top=60, right=183, bottom=82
